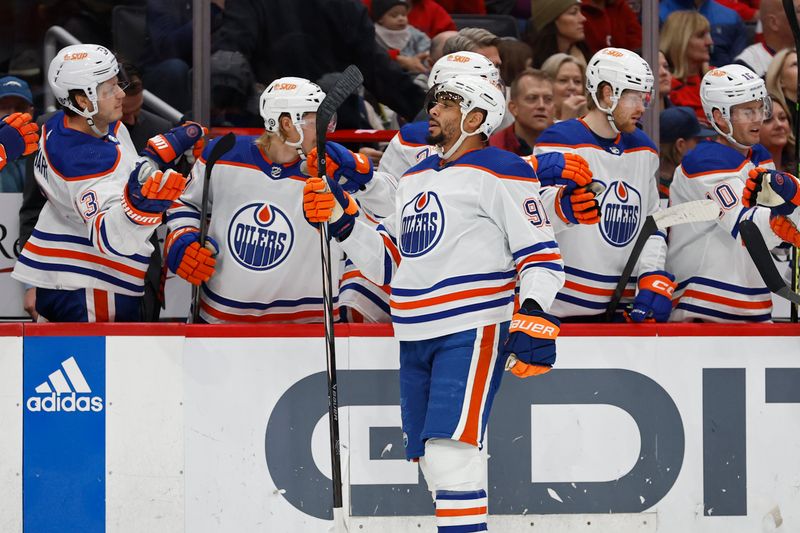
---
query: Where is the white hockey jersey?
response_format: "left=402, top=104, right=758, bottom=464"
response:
left=166, top=136, right=345, bottom=323
left=13, top=111, right=157, bottom=296
left=534, top=118, right=666, bottom=318
left=667, top=141, right=793, bottom=322
left=378, top=121, right=436, bottom=180
left=340, top=146, right=565, bottom=341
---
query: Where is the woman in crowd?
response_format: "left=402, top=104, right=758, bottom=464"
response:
left=759, top=94, right=795, bottom=173
left=766, top=47, right=798, bottom=127
left=658, top=51, right=673, bottom=113
left=498, top=38, right=534, bottom=86
left=660, top=10, right=714, bottom=123
left=527, top=0, right=591, bottom=68
left=541, top=53, right=587, bottom=121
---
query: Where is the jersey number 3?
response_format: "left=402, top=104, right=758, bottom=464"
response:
left=80, top=190, right=99, bottom=219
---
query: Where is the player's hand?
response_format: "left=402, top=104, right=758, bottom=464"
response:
left=555, top=181, right=603, bottom=224
left=532, top=152, right=592, bottom=189
left=629, top=270, right=676, bottom=323
left=142, top=121, right=207, bottom=168
left=123, top=161, right=188, bottom=224
left=303, top=176, right=359, bottom=240
left=306, top=142, right=373, bottom=193
left=744, top=167, right=800, bottom=214
left=165, top=227, right=218, bottom=286
left=769, top=214, right=800, bottom=246
left=23, top=287, right=38, bottom=321
left=503, top=305, right=559, bottom=378
left=0, top=112, right=39, bottom=170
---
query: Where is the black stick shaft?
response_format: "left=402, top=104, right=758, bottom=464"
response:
left=783, top=0, right=800, bottom=321
left=606, top=217, right=657, bottom=320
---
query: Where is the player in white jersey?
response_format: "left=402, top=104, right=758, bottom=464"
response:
left=534, top=47, right=673, bottom=322
left=12, top=44, right=204, bottom=322
left=0, top=111, right=38, bottom=171
left=164, top=77, right=363, bottom=323
left=304, top=74, right=564, bottom=532
left=667, top=64, right=800, bottom=322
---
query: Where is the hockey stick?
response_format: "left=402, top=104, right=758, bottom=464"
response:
left=189, top=132, right=236, bottom=324
left=739, top=219, right=800, bottom=305
left=782, top=0, right=800, bottom=320
left=315, top=64, right=363, bottom=532
left=605, top=199, right=721, bottom=320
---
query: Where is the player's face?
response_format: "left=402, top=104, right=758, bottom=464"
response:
left=95, top=76, right=127, bottom=123
left=729, top=99, right=770, bottom=146
left=555, top=4, right=586, bottom=43
left=510, top=76, right=554, bottom=133
left=426, top=92, right=463, bottom=148
left=758, top=102, right=789, bottom=149
left=611, top=90, right=650, bottom=133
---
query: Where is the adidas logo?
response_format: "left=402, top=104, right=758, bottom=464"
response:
left=26, top=356, right=104, bottom=413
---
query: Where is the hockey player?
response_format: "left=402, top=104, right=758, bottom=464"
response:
left=164, top=77, right=358, bottom=323
left=0, top=111, right=38, bottom=172
left=535, top=47, right=674, bottom=322
left=12, top=44, right=204, bottom=322
left=667, top=64, right=800, bottom=322
left=303, top=74, right=564, bottom=531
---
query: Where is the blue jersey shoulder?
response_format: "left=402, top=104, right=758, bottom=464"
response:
left=454, top=146, right=536, bottom=179
left=750, top=143, right=773, bottom=166
left=398, top=121, right=429, bottom=146
left=681, top=140, right=746, bottom=175
left=43, top=111, right=122, bottom=180
left=537, top=119, right=595, bottom=147
left=620, top=127, right=657, bottom=152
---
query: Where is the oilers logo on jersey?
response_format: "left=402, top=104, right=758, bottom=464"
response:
left=228, top=202, right=294, bottom=270
left=599, top=181, right=641, bottom=247
left=400, top=191, right=445, bottom=257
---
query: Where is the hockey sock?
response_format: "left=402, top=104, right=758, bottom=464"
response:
left=434, top=489, right=488, bottom=532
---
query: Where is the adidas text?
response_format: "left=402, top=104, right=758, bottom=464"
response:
left=27, top=393, right=103, bottom=413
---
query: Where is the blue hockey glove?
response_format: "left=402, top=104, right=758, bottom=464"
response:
left=122, top=161, right=187, bottom=225
left=142, top=121, right=207, bottom=169
left=743, top=167, right=800, bottom=215
left=0, top=112, right=38, bottom=170
left=531, top=152, right=592, bottom=189
left=503, top=303, right=560, bottom=378
left=303, top=176, right=359, bottom=240
left=628, top=270, right=676, bottom=323
left=307, top=142, right=373, bottom=193
left=555, top=181, right=603, bottom=224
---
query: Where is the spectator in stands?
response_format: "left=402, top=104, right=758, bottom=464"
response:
left=766, top=48, right=798, bottom=127
left=498, top=38, right=534, bottom=85
left=363, top=0, right=458, bottom=38
left=580, top=0, right=642, bottom=55
left=489, top=68, right=555, bottom=154
left=142, top=0, right=225, bottom=115
left=735, top=0, right=800, bottom=77
left=526, top=0, right=590, bottom=68
left=759, top=94, right=795, bottom=172
left=658, top=106, right=716, bottom=199
left=660, top=10, right=714, bottom=123
left=209, top=49, right=260, bottom=127
left=541, top=53, right=587, bottom=121
left=442, top=27, right=503, bottom=67
left=118, top=62, right=175, bottom=150
left=429, top=30, right=460, bottom=64
left=0, top=76, right=34, bottom=193
left=658, top=51, right=674, bottom=113
left=372, top=0, right=432, bottom=75
left=213, top=0, right=426, bottom=122
left=659, top=0, right=747, bottom=66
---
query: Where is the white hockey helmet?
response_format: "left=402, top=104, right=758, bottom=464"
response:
left=429, top=74, right=506, bottom=159
left=586, top=47, right=654, bottom=128
left=260, top=77, right=326, bottom=149
left=700, top=64, right=771, bottom=148
left=428, top=51, right=502, bottom=89
left=48, top=44, right=120, bottom=119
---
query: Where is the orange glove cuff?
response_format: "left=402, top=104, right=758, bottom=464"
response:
left=509, top=313, right=560, bottom=339
left=638, top=274, right=677, bottom=299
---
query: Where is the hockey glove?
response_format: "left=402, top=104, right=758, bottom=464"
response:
left=531, top=152, right=593, bottom=189
left=165, top=227, right=218, bottom=286
left=769, top=214, right=800, bottom=246
left=123, top=161, right=188, bottom=225
left=306, top=142, right=373, bottom=193
left=743, top=167, right=800, bottom=215
left=303, top=176, right=359, bottom=240
left=554, top=181, right=603, bottom=224
left=503, top=303, right=559, bottom=378
left=628, top=270, right=676, bottom=323
left=142, top=121, right=207, bottom=169
left=0, top=112, right=39, bottom=170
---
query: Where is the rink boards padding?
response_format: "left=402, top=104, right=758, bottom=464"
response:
left=0, top=323, right=799, bottom=532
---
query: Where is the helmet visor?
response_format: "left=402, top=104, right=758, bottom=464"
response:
left=730, top=97, right=772, bottom=124
left=618, top=89, right=652, bottom=110
left=299, top=112, right=337, bottom=134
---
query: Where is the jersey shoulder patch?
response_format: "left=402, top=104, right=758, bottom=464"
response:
left=43, top=112, right=121, bottom=181
left=681, top=140, right=746, bottom=177
left=397, top=121, right=429, bottom=146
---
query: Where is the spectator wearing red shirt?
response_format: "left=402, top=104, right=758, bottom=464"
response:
left=660, top=10, right=714, bottom=123
left=489, top=68, right=555, bottom=155
left=434, top=0, right=487, bottom=12
left=580, top=0, right=642, bottom=55
left=362, top=0, right=457, bottom=37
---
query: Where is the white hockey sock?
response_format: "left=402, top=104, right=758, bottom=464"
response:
left=434, top=489, right=488, bottom=532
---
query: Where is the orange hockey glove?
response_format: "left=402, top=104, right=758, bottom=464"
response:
left=0, top=112, right=39, bottom=171
left=531, top=152, right=593, bottom=189
left=503, top=303, right=559, bottom=378
left=770, top=214, right=800, bottom=246
left=165, top=228, right=217, bottom=286
left=555, top=182, right=602, bottom=224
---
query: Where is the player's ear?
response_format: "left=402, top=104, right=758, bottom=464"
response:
left=711, top=108, right=729, bottom=132
left=74, top=92, right=93, bottom=114
left=278, top=114, right=294, bottom=138
left=464, top=109, right=485, bottom=134
left=601, top=84, right=614, bottom=107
